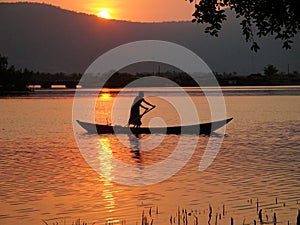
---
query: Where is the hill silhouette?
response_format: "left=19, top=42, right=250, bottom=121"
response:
left=0, top=2, right=299, bottom=74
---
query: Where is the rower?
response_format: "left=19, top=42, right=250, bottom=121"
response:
left=128, top=91, right=155, bottom=128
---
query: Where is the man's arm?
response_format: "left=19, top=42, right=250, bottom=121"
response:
left=142, top=99, right=155, bottom=108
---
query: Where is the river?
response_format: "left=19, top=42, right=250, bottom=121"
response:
left=0, top=86, right=299, bottom=225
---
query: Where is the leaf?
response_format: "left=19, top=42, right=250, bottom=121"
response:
left=283, top=41, right=292, bottom=49
left=250, top=42, right=260, bottom=52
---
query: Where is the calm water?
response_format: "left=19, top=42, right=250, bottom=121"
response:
left=0, top=87, right=299, bottom=225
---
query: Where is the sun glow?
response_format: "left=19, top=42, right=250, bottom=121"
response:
left=97, top=10, right=111, bottom=19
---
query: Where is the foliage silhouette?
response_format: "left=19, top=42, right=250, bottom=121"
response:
left=188, top=0, right=300, bottom=51
left=264, top=65, right=279, bottom=77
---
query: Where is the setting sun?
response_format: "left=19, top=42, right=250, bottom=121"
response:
left=98, top=10, right=111, bottom=19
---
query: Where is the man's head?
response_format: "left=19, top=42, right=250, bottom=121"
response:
left=138, top=91, right=144, bottom=98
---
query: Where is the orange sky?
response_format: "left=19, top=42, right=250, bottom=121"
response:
left=0, top=0, right=195, bottom=22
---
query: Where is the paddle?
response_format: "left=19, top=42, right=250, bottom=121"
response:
left=141, top=106, right=156, bottom=118
left=125, top=106, right=156, bottom=127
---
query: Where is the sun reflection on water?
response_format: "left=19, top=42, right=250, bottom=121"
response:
left=100, top=93, right=111, bottom=100
left=98, top=138, right=116, bottom=212
left=99, top=88, right=112, bottom=100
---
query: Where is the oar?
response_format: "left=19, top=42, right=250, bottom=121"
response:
left=141, top=106, right=155, bottom=118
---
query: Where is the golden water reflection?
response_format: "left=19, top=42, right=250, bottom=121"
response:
left=96, top=90, right=114, bottom=125
left=98, top=138, right=116, bottom=212
left=100, top=92, right=111, bottom=100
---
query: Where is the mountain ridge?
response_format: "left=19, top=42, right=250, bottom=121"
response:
left=1, top=2, right=299, bottom=74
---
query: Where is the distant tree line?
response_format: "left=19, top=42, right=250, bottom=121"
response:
left=83, top=64, right=300, bottom=87
left=215, top=65, right=300, bottom=86
left=1, top=54, right=300, bottom=94
left=104, top=71, right=198, bottom=87
left=0, top=54, right=81, bottom=93
left=0, top=54, right=30, bottom=93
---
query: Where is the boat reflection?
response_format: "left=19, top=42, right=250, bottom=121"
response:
left=128, top=135, right=142, bottom=162
left=97, top=138, right=116, bottom=212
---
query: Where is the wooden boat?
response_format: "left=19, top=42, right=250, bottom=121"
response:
left=76, top=117, right=233, bottom=135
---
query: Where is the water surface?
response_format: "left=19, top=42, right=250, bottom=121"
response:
left=0, top=87, right=299, bottom=225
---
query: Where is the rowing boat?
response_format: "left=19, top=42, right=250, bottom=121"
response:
left=77, top=118, right=233, bottom=135
left=76, top=117, right=233, bottom=135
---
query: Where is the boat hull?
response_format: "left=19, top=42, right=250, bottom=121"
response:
left=76, top=118, right=233, bottom=135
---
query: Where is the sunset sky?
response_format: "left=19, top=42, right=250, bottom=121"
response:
left=0, top=0, right=195, bottom=22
